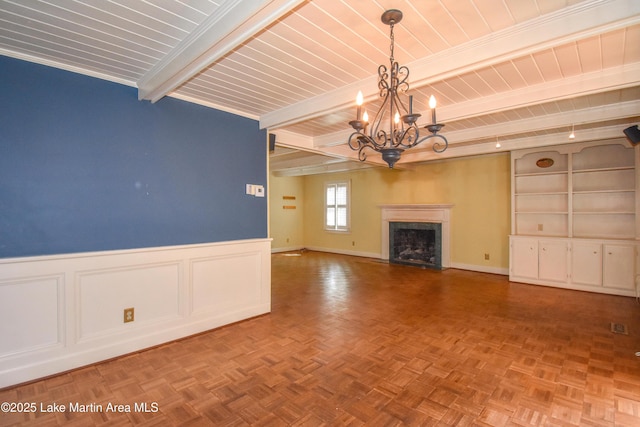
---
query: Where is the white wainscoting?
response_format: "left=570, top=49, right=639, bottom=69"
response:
left=0, top=239, right=271, bottom=388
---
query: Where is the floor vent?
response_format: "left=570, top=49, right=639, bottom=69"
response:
left=610, top=322, right=628, bottom=335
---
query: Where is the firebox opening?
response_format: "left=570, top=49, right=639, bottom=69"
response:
left=389, top=222, right=442, bottom=269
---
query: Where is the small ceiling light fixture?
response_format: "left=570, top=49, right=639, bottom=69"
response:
left=347, top=9, right=447, bottom=168
left=495, top=137, right=501, bottom=149
left=569, top=124, right=575, bottom=139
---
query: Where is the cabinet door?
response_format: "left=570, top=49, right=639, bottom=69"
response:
left=571, top=242, right=602, bottom=286
left=539, top=240, right=568, bottom=282
left=603, top=245, right=636, bottom=290
left=511, top=238, right=538, bottom=279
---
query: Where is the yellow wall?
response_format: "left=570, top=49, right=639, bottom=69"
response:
left=270, top=153, right=511, bottom=271
left=268, top=175, right=305, bottom=250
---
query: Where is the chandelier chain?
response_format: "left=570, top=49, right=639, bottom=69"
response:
left=389, top=21, right=395, bottom=65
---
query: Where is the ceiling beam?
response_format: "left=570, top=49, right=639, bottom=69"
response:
left=309, top=64, right=640, bottom=149
left=137, top=0, right=304, bottom=103
left=400, top=126, right=632, bottom=165
left=272, top=99, right=639, bottom=175
left=438, top=64, right=640, bottom=123
left=260, top=0, right=640, bottom=130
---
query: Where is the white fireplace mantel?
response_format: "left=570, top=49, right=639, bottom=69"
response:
left=379, top=204, right=453, bottom=268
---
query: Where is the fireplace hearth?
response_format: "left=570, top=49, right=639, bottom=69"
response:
left=389, top=222, right=442, bottom=269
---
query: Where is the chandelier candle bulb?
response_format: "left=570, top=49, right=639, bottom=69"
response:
left=429, top=95, right=437, bottom=124
left=356, top=91, right=363, bottom=121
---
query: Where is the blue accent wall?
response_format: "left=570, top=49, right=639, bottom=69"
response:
left=0, top=56, right=267, bottom=258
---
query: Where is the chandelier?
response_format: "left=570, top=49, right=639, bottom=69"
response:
left=348, top=9, right=448, bottom=168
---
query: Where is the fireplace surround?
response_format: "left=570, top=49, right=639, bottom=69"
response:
left=380, top=204, right=452, bottom=269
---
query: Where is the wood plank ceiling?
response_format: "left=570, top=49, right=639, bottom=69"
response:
left=1, top=0, right=638, bottom=175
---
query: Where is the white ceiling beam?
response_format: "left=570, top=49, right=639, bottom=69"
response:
left=446, top=101, right=640, bottom=143
left=405, top=0, right=640, bottom=90
left=312, top=105, right=639, bottom=154
left=399, top=126, right=631, bottom=164
left=260, top=0, right=640, bottom=130
left=273, top=123, right=635, bottom=176
left=295, top=100, right=638, bottom=170
left=272, top=160, right=375, bottom=177
left=438, top=63, right=640, bottom=123
left=137, top=0, right=305, bottom=103
left=310, top=64, right=640, bottom=149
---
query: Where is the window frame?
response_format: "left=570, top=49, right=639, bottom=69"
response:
left=324, top=180, right=351, bottom=232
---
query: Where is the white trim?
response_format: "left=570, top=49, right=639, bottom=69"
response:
left=302, top=246, right=380, bottom=260
left=450, top=263, right=509, bottom=276
left=138, top=0, right=305, bottom=103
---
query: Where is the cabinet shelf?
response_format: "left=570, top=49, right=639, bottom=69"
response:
left=573, top=166, right=634, bottom=173
left=516, top=211, right=568, bottom=215
left=517, top=191, right=568, bottom=196
left=573, top=211, right=635, bottom=215
left=572, top=189, right=635, bottom=194
left=515, top=171, right=568, bottom=178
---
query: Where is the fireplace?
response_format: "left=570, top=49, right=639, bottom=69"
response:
left=379, top=204, right=452, bottom=269
left=389, top=222, right=442, bottom=269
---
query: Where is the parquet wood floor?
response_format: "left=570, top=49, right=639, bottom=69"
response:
left=1, top=251, right=639, bottom=426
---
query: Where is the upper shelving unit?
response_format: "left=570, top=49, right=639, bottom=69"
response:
left=511, top=141, right=637, bottom=240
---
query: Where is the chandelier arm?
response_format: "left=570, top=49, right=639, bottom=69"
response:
left=412, top=133, right=449, bottom=153
left=357, top=145, right=368, bottom=162
left=349, top=131, right=389, bottom=153
left=432, top=134, right=449, bottom=153
left=395, top=124, right=420, bottom=149
left=372, top=130, right=389, bottom=150
left=347, top=131, right=363, bottom=151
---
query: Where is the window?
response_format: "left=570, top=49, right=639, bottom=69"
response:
left=325, top=181, right=350, bottom=231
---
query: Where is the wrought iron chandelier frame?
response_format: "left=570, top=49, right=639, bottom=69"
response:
left=347, top=9, right=448, bottom=168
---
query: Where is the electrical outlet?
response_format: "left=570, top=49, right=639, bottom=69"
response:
left=124, top=307, right=134, bottom=323
left=484, top=253, right=490, bottom=260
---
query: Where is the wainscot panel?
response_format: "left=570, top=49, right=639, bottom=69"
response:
left=0, top=239, right=271, bottom=388
left=0, top=275, right=64, bottom=357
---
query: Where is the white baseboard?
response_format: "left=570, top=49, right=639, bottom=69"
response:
left=271, top=245, right=305, bottom=253
left=0, top=239, right=271, bottom=388
left=450, top=262, right=509, bottom=276
left=287, top=247, right=509, bottom=276
left=302, top=246, right=381, bottom=260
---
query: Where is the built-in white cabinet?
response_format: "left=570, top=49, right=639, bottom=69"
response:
left=510, top=237, right=569, bottom=284
left=603, top=244, right=636, bottom=290
left=571, top=241, right=602, bottom=286
left=539, top=239, right=569, bottom=283
left=511, top=236, right=637, bottom=296
left=510, top=141, right=639, bottom=297
left=511, top=237, right=539, bottom=279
